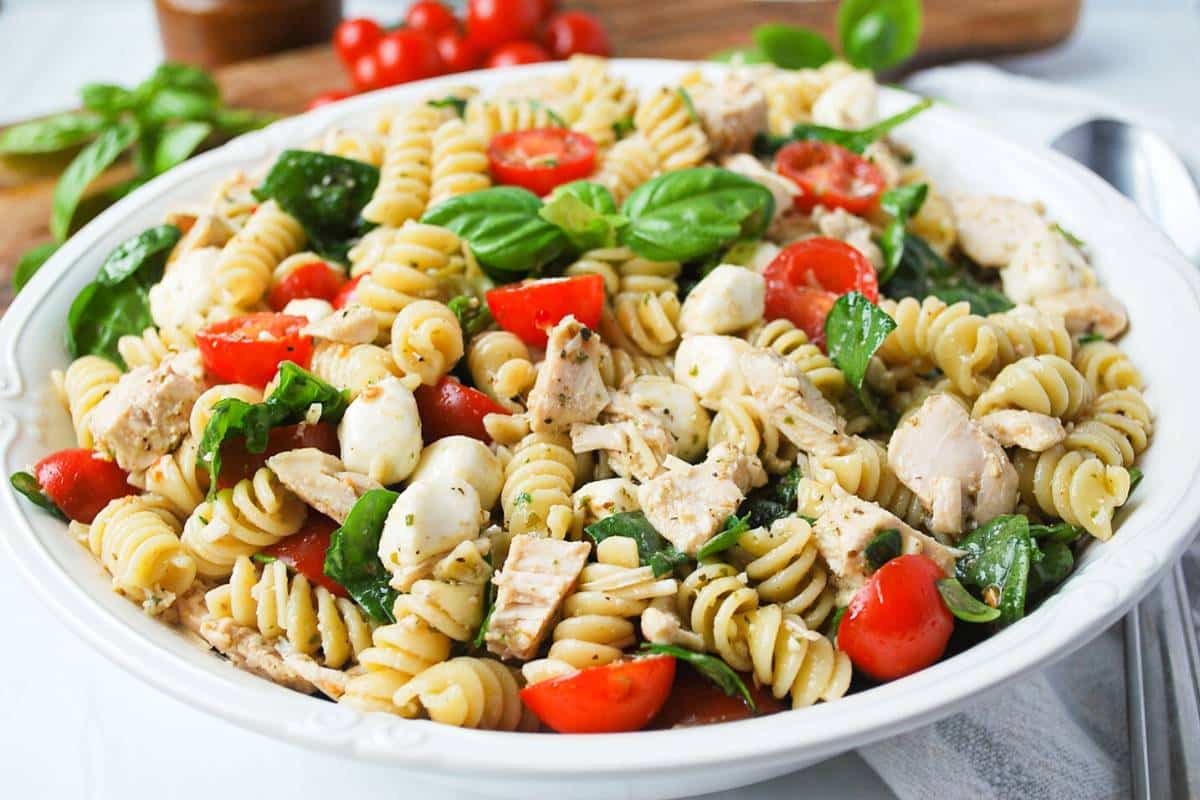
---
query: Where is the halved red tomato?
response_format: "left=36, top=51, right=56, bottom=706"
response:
left=261, top=515, right=347, bottom=597
left=217, top=422, right=340, bottom=489
left=763, top=237, right=878, bottom=345
left=332, top=274, right=366, bottom=309
left=520, top=655, right=676, bottom=733
left=196, top=313, right=313, bottom=387
left=485, top=274, right=604, bottom=348
left=487, top=128, right=597, bottom=197
left=267, top=260, right=345, bottom=311
left=33, top=448, right=135, bottom=524
left=775, top=140, right=886, bottom=214
left=651, top=665, right=783, bottom=728
left=414, top=376, right=509, bottom=443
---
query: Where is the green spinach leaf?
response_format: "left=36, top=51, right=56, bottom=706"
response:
left=737, top=466, right=801, bottom=529
left=864, top=528, right=902, bottom=572
left=1029, top=522, right=1084, bottom=544
left=448, top=295, right=494, bottom=338
left=955, top=515, right=1032, bottom=626
left=1027, top=540, right=1074, bottom=599
left=877, top=183, right=927, bottom=283
left=837, top=0, right=923, bottom=71
left=639, top=643, right=756, bottom=712
left=9, top=471, right=67, bottom=521
left=325, top=489, right=401, bottom=623
left=66, top=280, right=152, bottom=367
left=697, top=513, right=751, bottom=560
left=754, top=98, right=931, bottom=157
left=884, top=232, right=1014, bottom=316
left=621, top=168, right=774, bottom=263
left=585, top=511, right=688, bottom=577
left=824, top=291, right=897, bottom=428
left=51, top=120, right=139, bottom=241
left=753, top=24, right=834, bottom=69
left=13, top=242, right=60, bottom=293
left=0, top=112, right=106, bottom=154
left=96, top=224, right=180, bottom=286
left=139, top=87, right=218, bottom=126
left=936, top=577, right=1001, bottom=623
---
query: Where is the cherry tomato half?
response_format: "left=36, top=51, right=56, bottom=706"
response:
left=520, top=655, right=677, bottom=733
left=406, top=1, right=459, bottom=36
left=334, top=18, right=385, bottom=67
left=651, top=665, right=782, bottom=729
left=436, top=30, right=482, bottom=73
left=34, top=448, right=135, bottom=524
left=196, top=313, right=313, bottom=388
left=467, top=0, right=543, bottom=51
left=332, top=274, right=365, bottom=309
left=305, top=90, right=354, bottom=112
left=261, top=515, right=347, bottom=597
left=485, top=274, right=604, bottom=348
left=543, top=12, right=610, bottom=58
left=484, top=40, right=551, bottom=68
left=838, top=554, right=955, bottom=683
left=268, top=261, right=345, bottom=311
left=775, top=140, right=886, bottom=215
left=375, top=29, right=442, bottom=87
left=763, top=237, right=878, bottom=345
left=217, top=422, right=340, bottom=490
left=487, top=128, right=597, bottom=197
left=414, top=376, right=509, bottom=443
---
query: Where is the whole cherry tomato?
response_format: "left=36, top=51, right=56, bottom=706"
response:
left=33, top=448, right=135, bottom=523
left=466, top=0, right=543, bottom=51
left=543, top=11, right=610, bottom=58
left=406, top=1, right=459, bottom=36
left=485, top=274, right=605, bottom=348
left=305, top=90, right=353, bottom=111
left=436, top=30, right=483, bottom=73
left=484, top=40, right=551, bottom=68
left=775, top=140, right=886, bottom=215
left=520, top=655, right=677, bottom=733
left=351, top=52, right=384, bottom=92
left=332, top=274, right=365, bottom=309
left=838, top=554, right=955, bottom=682
left=268, top=260, right=345, bottom=311
left=217, top=422, right=340, bottom=489
left=763, top=237, right=878, bottom=345
left=196, top=313, right=313, bottom=387
left=334, top=18, right=384, bottom=67
left=261, top=515, right=347, bottom=596
left=375, top=29, right=442, bottom=86
left=487, top=127, right=597, bottom=196
left=414, top=376, right=509, bottom=443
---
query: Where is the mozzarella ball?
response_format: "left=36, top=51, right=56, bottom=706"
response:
left=674, top=335, right=754, bottom=408
left=378, top=477, right=482, bottom=576
left=626, top=375, right=711, bottom=461
left=339, top=376, right=422, bottom=485
left=283, top=298, right=334, bottom=322
left=680, top=265, right=765, bottom=335
left=410, top=436, right=503, bottom=511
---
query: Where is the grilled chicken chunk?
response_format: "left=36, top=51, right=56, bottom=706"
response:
left=486, top=535, right=591, bottom=661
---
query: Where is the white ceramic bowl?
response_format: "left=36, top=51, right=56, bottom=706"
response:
left=3, top=60, right=1198, bottom=800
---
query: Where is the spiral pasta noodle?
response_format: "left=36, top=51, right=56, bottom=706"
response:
left=394, top=540, right=493, bottom=642
left=734, top=517, right=836, bottom=630
left=467, top=331, right=537, bottom=411
left=363, top=104, right=445, bottom=227
left=749, top=319, right=845, bottom=399
left=309, top=341, right=398, bottom=398
left=972, top=355, right=1093, bottom=420
left=634, top=86, right=709, bottom=172
left=807, top=437, right=925, bottom=529
left=1074, top=340, right=1143, bottom=395
left=759, top=62, right=854, bottom=134
left=392, top=657, right=526, bottom=730
left=53, top=355, right=122, bottom=448
left=318, top=126, right=386, bottom=166
left=677, top=563, right=759, bottom=672
left=389, top=299, right=464, bottom=386
left=1063, top=388, right=1153, bottom=468
left=212, top=199, right=306, bottom=309
left=877, top=296, right=999, bottom=397
left=85, top=494, right=195, bottom=614
left=429, top=117, right=491, bottom=207
left=340, top=607, right=453, bottom=715
left=1014, top=447, right=1131, bottom=541
left=501, top=432, right=578, bottom=540
left=566, top=55, right=636, bottom=149
left=466, top=97, right=559, bottom=137
left=117, top=326, right=191, bottom=370
left=987, top=306, right=1073, bottom=370
left=181, top=467, right=307, bottom=579
left=613, top=290, right=682, bottom=357
left=744, top=604, right=852, bottom=708
left=708, top=395, right=795, bottom=475
left=140, top=435, right=206, bottom=518
left=205, top=555, right=374, bottom=668
left=353, top=222, right=456, bottom=333
left=593, top=134, right=659, bottom=204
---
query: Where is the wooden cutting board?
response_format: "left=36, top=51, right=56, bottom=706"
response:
left=0, top=0, right=1080, bottom=311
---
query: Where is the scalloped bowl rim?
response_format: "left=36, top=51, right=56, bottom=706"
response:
left=2, top=59, right=1199, bottom=784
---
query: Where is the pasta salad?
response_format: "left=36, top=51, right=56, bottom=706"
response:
left=11, top=56, right=1150, bottom=733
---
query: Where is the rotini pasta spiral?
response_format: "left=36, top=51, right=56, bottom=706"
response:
left=394, top=540, right=492, bottom=642
left=987, top=306, right=1073, bottom=370
left=86, top=494, right=195, bottom=614
left=189, top=383, right=263, bottom=440
left=1074, top=340, right=1143, bottom=395
left=564, top=247, right=624, bottom=294
left=205, top=555, right=374, bottom=668
left=734, top=517, right=836, bottom=630
left=318, top=125, right=386, bottom=166
left=309, top=341, right=398, bottom=398
left=748, top=319, right=845, bottom=399
left=972, top=355, right=1093, bottom=420
left=140, top=435, right=206, bottom=518
left=593, top=134, right=658, bottom=204
left=744, top=604, right=852, bottom=708
left=467, top=331, right=536, bottom=411
left=759, top=62, right=854, bottom=134
left=340, top=606, right=453, bottom=715
left=877, top=296, right=999, bottom=397
left=389, top=299, right=464, bottom=385
left=806, top=437, right=925, bottom=529
left=117, top=326, right=191, bottom=370
left=597, top=345, right=674, bottom=389
left=53, top=355, right=122, bottom=448
left=181, top=467, right=307, bottom=579
left=392, top=657, right=526, bottom=730
left=429, top=117, right=491, bottom=207
left=362, top=104, right=444, bottom=227
left=1063, top=388, right=1153, bottom=468
left=212, top=199, right=306, bottom=309
left=1014, top=447, right=1131, bottom=541
left=501, top=432, right=578, bottom=540
left=613, top=290, right=682, bottom=357
left=634, top=87, right=709, bottom=171
left=708, top=395, right=795, bottom=474
left=566, top=55, right=636, bottom=148
left=466, top=97, right=559, bottom=137
left=677, top=563, right=758, bottom=672
left=353, top=222, right=456, bottom=333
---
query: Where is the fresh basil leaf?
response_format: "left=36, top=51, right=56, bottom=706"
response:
left=540, top=185, right=627, bottom=252
left=1029, top=522, right=1084, bottom=544
left=955, top=515, right=1032, bottom=626
left=197, top=362, right=349, bottom=492
left=552, top=180, right=619, bottom=215
left=864, top=528, right=902, bottom=572
left=884, top=232, right=1014, bottom=316
left=143, top=63, right=220, bottom=102
left=1128, top=466, right=1143, bottom=494
left=0, top=112, right=106, bottom=155
left=621, top=168, right=774, bottom=263
left=472, top=555, right=497, bottom=649
left=585, top=511, right=688, bottom=577
left=877, top=183, right=928, bottom=283
left=9, top=471, right=67, bottom=521
left=1077, top=333, right=1105, bottom=345
left=139, top=87, right=217, bottom=125
left=824, top=291, right=897, bottom=428
left=639, top=643, right=756, bottom=712
left=254, top=150, right=379, bottom=263
left=709, top=47, right=770, bottom=65
left=13, top=242, right=59, bottom=293
left=152, top=122, right=212, bottom=175
left=754, top=98, right=932, bottom=157
left=96, top=224, right=180, bottom=286
left=697, top=513, right=751, bottom=560
left=1051, top=222, right=1085, bottom=248
left=211, top=107, right=280, bottom=135
left=753, top=24, right=834, bottom=69
left=930, top=282, right=1014, bottom=316
left=325, top=488, right=401, bottom=623
left=51, top=120, right=139, bottom=241
left=837, top=0, right=922, bottom=71
left=81, top=83, right=137, bottom=116
left=422, top=186, right=570, bottom=281
left=448, top=295, right=493, bottom=338
left=612, top=115, right=636, bottom=137
left=65, top=279, right=152, bottom=367
left=1027, top=540, right=1074, bottom=600
left=737, top=467, right=802, bottom=529
left=936, top=577, right=1001, bottom=623
left=428, top=96, right=468, bottom=117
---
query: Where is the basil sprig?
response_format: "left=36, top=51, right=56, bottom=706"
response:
left=824, top=291, right=897, bottom=429
left=640, top=643, right=756, bottom=712
left=754, top=99, right=933, bottom=158
left=324, top=489, right=401, bottom=623
left=585, top=511, right=688, bottom=578
left=877, top=183, right=928, bottom=283
left=539, top=181, right=627, bottom=252
left=884, top=232, right=1014, bottom=316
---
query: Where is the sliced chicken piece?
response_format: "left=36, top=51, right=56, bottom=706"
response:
left=486, top=535, right=591, bottom=661
left=170, top=213, right=234, bottom=262
left=302, top=303, right=379, bottom=345
left=721, top=154, right=798, bottom=223
left=1033, top=287, right=1128, bottom=340
left=679, top=264, right=765, bottom=336
left=527, top=315, right=609, bottom=433
left=813, top=491, right=962, bottom=605
left=888, top=394, right=1019, bottom=537
left=282, top=651, right=351, bottom=700
left=949, top=194, right=1046, bottom=268
left=570, top=414, right=673, bottom=483
left=637, top=442, right=766, bottom=556
left=740, top=349, right=849, bottom=455
left=1001, top=227, right=1094, bottom=304
left=266, top=448, right=382, bottom=524
left=811, top=70, right=878, bottom=130
left=691, top=77, right=768, bottom=158
left=978, top=410, right=1066, bottom=452
left=89, top=350, right=206, bottom=473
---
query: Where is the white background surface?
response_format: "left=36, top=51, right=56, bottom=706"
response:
left=1, top=1, right=1197, bottom=798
